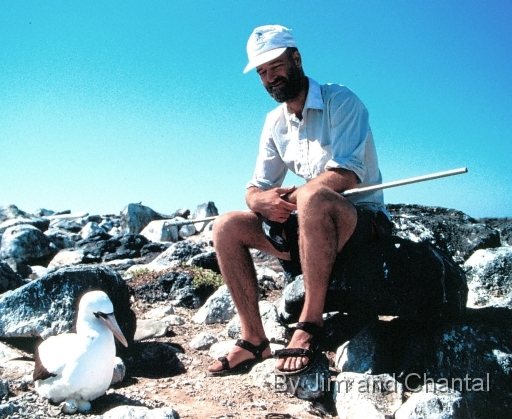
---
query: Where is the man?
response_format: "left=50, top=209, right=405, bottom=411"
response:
left=207, top=24, right=391, bottom=376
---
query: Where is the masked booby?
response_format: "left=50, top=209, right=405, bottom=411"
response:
left=33, top=290, right=128, bottom=414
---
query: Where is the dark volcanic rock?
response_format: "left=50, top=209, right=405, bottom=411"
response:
left=388, top=204, right=501, bottom=263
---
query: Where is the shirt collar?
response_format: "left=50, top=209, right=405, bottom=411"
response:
left=303, top=77, right=324, bottom=111
left=283, top=77, right=323, bottom=120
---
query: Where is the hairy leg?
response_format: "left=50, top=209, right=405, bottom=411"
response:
left=208, top=211, right=289, bottom=372
left=276, top=185, right=357, bottom=372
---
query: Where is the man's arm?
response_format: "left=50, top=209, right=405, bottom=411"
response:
left=282, top=168, right=358, bottom=205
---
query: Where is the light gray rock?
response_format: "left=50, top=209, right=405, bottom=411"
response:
left=0, top=224, right=55, bottom=265
left=44, top=227, right=80, bottom=249
left=178, top=223, right=196, bottom=239
left=103, top=405, right=179, bottom=419
left=144, top=305, right=175, bottom=319
left=47, top=249, right=86, bottom=267
left=134, top=319, right=171, bottom=341
left=79, top=221, right=107, bottom=240
left=47, top=212, right=89, bottom=232
left=147, top=241, right=204, bottom=271
left=192, top=285, right=236, bottom=324
left=189, top=332, right=217, bottom=350
left=192, top=202, right=218, bottom=233
left=226, top=300, right=288, bottom=343
left=334, top=372, right=403, bottom=419
left=120, top=203, right=165, bottom=235
left=140, top=220, right=179, bottom=243
left=395, top=384, right=472, bottom=419
left=464, top=247, right=512, bottom=308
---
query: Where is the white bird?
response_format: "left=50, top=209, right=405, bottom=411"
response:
left=33, top=290, right=128, bottom=414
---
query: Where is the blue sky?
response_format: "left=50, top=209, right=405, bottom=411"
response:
left=1, top=0, right=511, bottom=218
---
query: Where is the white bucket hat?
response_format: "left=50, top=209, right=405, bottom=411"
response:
left=243, top=24, right=297, bottom=73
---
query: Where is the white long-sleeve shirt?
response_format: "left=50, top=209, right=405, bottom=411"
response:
left=247, top=77, right=385, bottom=209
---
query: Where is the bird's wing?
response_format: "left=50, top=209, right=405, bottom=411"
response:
left=33, top=333, right=80, bottom=381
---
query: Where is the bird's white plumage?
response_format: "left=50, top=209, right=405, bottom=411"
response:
left=34, top=291, right=128, bottom=409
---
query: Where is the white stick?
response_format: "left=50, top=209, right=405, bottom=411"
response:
left=342, top=167, right=468, bottom=196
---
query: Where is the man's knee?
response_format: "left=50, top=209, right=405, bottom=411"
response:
left=296, top=184, right=356, bottom=220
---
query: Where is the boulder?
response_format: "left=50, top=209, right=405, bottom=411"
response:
left=0, top=224, right=56, bottom=266
left=192, top=202, right=218, bottom=233
left=388, top=204, right=501, bottom=263
left=120, top=203, right=165, bottom=235
left=464, top=247, right=512, bottom=308
left=192, top=285, right=236, bottom=324
left=0, top=262, right=25, bottom=294
left=0, top=264, right=136, bottom=346
left=140, top=220, right=179, bottom=243
left=47, top=212, right=89, bottom=232
left=44, top=227, right=80, bottom=250
left=333, top=372, right=404, bottom=419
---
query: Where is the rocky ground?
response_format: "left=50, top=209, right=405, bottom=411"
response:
left=1, top=255, right=336, bottom=419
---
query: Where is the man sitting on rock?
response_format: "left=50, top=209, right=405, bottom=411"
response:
left=207, top=25, right=464, bottom=377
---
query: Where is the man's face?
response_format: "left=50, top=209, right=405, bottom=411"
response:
left=256, top=51, right=304, bottom=103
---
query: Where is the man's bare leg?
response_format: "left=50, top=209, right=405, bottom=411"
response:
left=276, top=185, right=357, bottom=372
left=208, top=211, right=289, bottom=373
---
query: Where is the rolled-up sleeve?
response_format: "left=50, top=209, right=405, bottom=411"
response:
left=246, top=117, right=288, bottom=190
left=324, top=88, right=370, bottom=183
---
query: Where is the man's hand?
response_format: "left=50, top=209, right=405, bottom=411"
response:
left=246, top=186, right=298, bottom=222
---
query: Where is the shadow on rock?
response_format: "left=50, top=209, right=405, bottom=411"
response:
left=124, top=341, right=186, bottom=378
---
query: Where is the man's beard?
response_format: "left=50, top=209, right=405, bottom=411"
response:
left=266, top=64, right=306, bottom=103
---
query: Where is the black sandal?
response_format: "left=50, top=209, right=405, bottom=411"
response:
left=273, top=322, right=322, bottom=376
left=208, top=338, right=270, bottom=377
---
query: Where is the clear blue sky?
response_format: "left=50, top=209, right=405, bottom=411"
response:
left=1, top=0, right=511, bottom=218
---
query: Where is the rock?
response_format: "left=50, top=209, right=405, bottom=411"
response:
left=464, top=247, right=512, bottom=308
left=152, top=241, right=204, bottom=267
left=0, top=264, right=136, bottom=345
left=140, top=220, right=179, bottom=243
left=120, top=203, right=165, bottom=235
left=226, top=300, right=288, bottom=343
left=187, top=250, right=220, bottom=274
left=79, top=221, right=107, bottom=240
left=0, top=217, right=49, bottom=236
left=47, top=212, right=89, bottom=232
left=394, top=384, right=472, bottom=419
left=333, top=372, right=404, bottom=419
left=179, top=223, right=196, bottom=239
left=103, top=234, right=149, bottom=262
left=48, top=249, right=87, bottom=267
left=192, top=285, right=236, bottom=324
left=103, top=405, right=179, bottom=419
left=0, top=262, right=25, bottom=294
left=0, top=205, right=49, bottom=231
left=134, top=319, right=171, bottom=341
left=144, top=305, right=175, bottom=319
left=276, top=275, right=305, bottom=322
left=0, top=224, right=56, bottom=266
left=388, top=204, right=500, bottom=263
left=44, top=227, right=80, bottom=249
left=192, top=202, right=218, bottom=233
left=189, top=332, right=218, bottom=350
left=157, top=270, right=204, bottom=308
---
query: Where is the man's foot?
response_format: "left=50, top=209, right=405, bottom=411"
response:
left=208, top=338, right=271, bottom=376
left=274, top=322, right=322, bottom=376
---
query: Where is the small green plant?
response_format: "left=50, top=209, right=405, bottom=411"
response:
left=183, top=265, right=224, bottom=290
left=130, top=267, right=151, bottom=280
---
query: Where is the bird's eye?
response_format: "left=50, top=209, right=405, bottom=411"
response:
left=93, top=312, right=109, bottom=319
